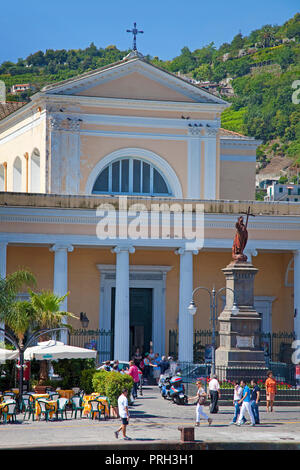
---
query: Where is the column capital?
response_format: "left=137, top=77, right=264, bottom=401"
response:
left=111, top=245, right=135, bottom=254
left=244, top=248, right=258, bottom=257
left=175, top=248, right=199, bottom=256
left=50, top=244, right=74, bottom=253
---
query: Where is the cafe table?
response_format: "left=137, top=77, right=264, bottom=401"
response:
left=35, top=399, right=57, bottom=420
left=29, top=394, right=50, bottom=418
left=82, top=393, right=110, bottom=418
left=57, top=389, right=75, bottom=402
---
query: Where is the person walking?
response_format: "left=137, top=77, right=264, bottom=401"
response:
left=114, top=389, right=131, bottom=440
left=237, top=380, right=255, bottom=426
left=208, top=374, right=220, bottom=414
left=229, top=380, right=247, bottom=425
left=265, top=370, right=277, bottom=412
left=250, top=379, right=260, bottom=424
left=189, top=380, right=212, bottom=427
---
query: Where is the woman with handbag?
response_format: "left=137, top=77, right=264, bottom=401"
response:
left=189, top=380, right=212, bottom=427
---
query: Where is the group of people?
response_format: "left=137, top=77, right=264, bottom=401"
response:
left=114, top=368, right=278, bottom=440
left=132, top=348, right=176, bottom=384
left=192, top=370, right=277, bottom=427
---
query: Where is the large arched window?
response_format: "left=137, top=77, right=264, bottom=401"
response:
left=92, top=158, right=171, bottom=196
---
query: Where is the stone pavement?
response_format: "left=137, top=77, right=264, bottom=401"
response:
left=0, top=386, right=300, bottom=450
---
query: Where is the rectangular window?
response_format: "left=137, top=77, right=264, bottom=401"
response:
left=121, top=159, right=129, bottom=193
left=133, top=160, right=141, bottom=193
left=112, top=161, right=120, bottom=192
left=142, top=162, right=150, bottom=193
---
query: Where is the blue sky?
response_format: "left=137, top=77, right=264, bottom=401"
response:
left=0, top=0, right=299, bottom=63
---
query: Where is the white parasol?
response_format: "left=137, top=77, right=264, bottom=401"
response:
left=24, top=340, right=97, bottom=360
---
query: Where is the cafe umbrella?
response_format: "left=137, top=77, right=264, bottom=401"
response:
left=24, top=340, right=97, bottom=360
left=0, top=347, right=18, bottom=363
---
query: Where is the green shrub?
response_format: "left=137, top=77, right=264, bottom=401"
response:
left=92, top=370, right=134, bottom=407
left=80, top=369, right=96, bottom=394
left=53, top=358, right=96, bottom=389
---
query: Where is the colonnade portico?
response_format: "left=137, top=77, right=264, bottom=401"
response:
left=0, top=239, right=299, bottom=360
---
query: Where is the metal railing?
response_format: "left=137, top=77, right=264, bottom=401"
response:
left=68, top=329, right=113, bottom=363
left=169, top=330, right=296, bottom=365
left=175, top=361, right=299, bottom=399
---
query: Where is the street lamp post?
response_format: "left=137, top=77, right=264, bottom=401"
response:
left=188, top=286, right=239, bottom=376
left=0, top=327, right=68, bottom=400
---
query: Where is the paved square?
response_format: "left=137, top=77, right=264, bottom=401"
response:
left=0, top=386, right=299, bottom=449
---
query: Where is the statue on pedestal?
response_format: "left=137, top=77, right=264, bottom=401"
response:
left=232, top=207, right=254, bottom=263
left=232, top=216, right=248, bottom=262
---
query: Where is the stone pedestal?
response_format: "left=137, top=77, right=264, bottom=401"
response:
left=215, top=261, right=266, bottom=378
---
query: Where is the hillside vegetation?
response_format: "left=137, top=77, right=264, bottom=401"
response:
left=1, top=13, right=300, bottom=166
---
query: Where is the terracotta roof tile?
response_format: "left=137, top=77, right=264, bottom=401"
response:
left=0, top=101, right=26, bottom=121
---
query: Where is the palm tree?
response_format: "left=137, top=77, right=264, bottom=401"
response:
left=0, top=269, right=37, bottom=348
left=28, top=289, right=78, bottom=383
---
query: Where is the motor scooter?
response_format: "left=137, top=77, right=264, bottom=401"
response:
left=161, top=374, right=187, bottom=405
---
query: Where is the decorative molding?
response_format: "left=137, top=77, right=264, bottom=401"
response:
left=111, top=245, right=135, bottom=254
left=175, top=248, right=199, bottom=255
left=43, top=58, right=228, bottom=106
left=49, top=244, right=74, bottom=253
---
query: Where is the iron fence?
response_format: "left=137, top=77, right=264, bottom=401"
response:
left=169, top=330, right=296, bottom=365
left=68, top=329, right=113, bottom=364
left=176, top=361, right=300, bottom=400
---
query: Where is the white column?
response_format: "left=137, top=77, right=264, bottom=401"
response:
left=187, top=127, right=202, bottom=198
left=50, top=244, right=74, bottom=343
left=294, top=250, right=300, bottom=340
left=176, top=248, right=198, bottom=363
left=0, top=242, right=7, bottom=343
left=112, top=246, right=135, bottom=360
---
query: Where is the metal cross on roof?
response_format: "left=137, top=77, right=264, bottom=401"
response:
left=126, top=22, right=144, bottom=51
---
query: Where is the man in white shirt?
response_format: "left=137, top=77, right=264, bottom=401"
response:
left=208, top=374, right=221, bottom=413
left=114, top=389, right=131, bottom=440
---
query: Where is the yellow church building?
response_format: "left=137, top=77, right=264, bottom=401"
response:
left=0, top=52, right=299, bottom=363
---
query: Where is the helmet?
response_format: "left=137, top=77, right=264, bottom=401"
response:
left=170, top=376, right=183, bottom=385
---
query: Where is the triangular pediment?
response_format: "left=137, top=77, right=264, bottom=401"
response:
left=42, top=58, right=227, bottom=105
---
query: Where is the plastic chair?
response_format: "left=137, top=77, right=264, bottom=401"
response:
left=71, top=396, right=84, bottom=419
left=56, top=398, right=69, bottom=420
left=88, top=400, right=103, bottom=420
left=37, top=399, right=55, bottom=421
left=3, top=394, right=15, bottom=401
left=22, top=397, right=35, bottom=421
left=49, top=393, right=60, bottom=401
left=2, top=401, right=17, bottom=423
left=98, top=398, right=110, bottom=419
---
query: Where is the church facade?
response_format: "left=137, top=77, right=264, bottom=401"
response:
left=0, top=55, right=299, bottom=362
